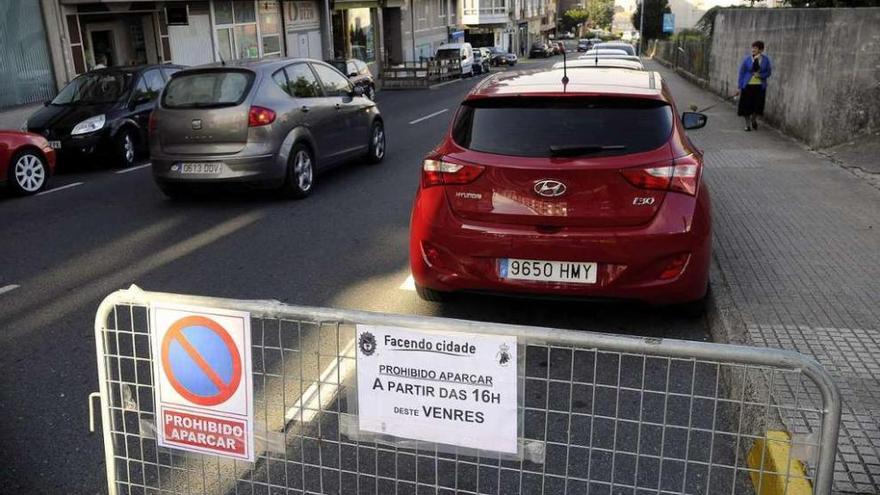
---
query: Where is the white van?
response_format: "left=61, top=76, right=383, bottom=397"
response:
left=436, top=42, right=474, bottom=77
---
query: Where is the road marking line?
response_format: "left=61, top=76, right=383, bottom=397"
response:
left=399, top=274, right=416, bottom=291
left=36, top=182, right=83, bottom=196
left=115, top=163, right=152, bottom=174
left=284, top=340, right=356, bottom=424
left=409, top=108, right=448, bottom=125
left=0, top=284, right=19, bottom=296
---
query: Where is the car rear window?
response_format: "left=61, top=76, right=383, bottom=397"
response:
left=162, top=70, right=254, bottom=109
left=452, top=97, right=673, bottom=157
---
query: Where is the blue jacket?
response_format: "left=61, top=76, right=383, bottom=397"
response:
left=738, top=54, right=772, bottom=90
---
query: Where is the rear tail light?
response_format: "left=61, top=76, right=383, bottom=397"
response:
left=248, top=106, right=276, bottom=127
left=620, top=155, right=702, bottom=196
left=659, top=253, right=691, bottom=280
left=421, top=159, right=484, bottom=188
left=148, top=111, right=158, bottom=134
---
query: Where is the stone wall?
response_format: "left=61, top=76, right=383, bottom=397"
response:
left=709, top=8, right=880, bottom=148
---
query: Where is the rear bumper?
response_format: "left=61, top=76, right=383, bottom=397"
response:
left=409, top=184, right=712, bottom=305
left=151, top=152, right=285, bottom=187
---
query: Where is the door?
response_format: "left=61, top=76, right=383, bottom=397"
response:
left=131, top=69, right=166, bottom=143
left=297, top=34, right=310, bottom=58
left=310, top=62, right=367, bottom=160
left=90, top=30, right=115, bottom=67
left=281, top=63, right=336, bottom=165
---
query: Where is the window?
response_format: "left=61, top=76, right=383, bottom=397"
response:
left=143, top=69, right=165, bottom=98
left=346, top=62, right=357, bottom=76
left=162, top=70, right=254, bottom=108
left=354, top=60, right=368, bottom=74
left=131, top=78, right=150, bottom=103
left=347, top=8, right=375, bottom=62
left=452, top=97, right=673, bottom=157
left=311, top=63, right=351, bottom=97
left=162, top=66, right=183, bottom=79
left=284, top=64, right=322, bottom=98
left=259, top=1, right=283, bottom=56
left=213, top=0, right=268, bottom=60
left=51, top=71, right=132, bottom=105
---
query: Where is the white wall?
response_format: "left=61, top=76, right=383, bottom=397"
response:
left=168, top=13, right=215, bottom=66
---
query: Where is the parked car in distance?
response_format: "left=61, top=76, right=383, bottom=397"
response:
left=25, top=64, right=184, bottom=169
left=594, top=42, right=637, bottom=56
left=473, top=48, right=491, bottom=75
left=551, top=41, right=566, bottom=54
left=529, top=42, right=552, bottom=58
left=328, top=58, right=376, bottom=100
left=409, top=67, right=711, bottom=313
left=553, top=58, right=644, bottom=70
left=488, top=47, right=517, bottom=66
left=436, top=43, right=475, bottom=77
left=577, top=53, right=643, bottom=64
left=576, top=39, right=592, bottom=52
left=150, top=59, right=385, bottom=199
left=0, top=131, right=56, bottom=195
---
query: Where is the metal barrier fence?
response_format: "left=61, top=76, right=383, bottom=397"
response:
left=93, top=286, right=840, bottom=494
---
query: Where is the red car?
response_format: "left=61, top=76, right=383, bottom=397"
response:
left=409, top=68, right=711, bottom=311
left=1, top=131, right=56, bottom=195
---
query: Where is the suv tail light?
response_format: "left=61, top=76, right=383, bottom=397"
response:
left=620, top=155, right=702, bottom=196
left=248, top=106, right=276, bottom=127
left=422, top=159, right=484, bottom=188
left=148, top=111, right=158, bottom=134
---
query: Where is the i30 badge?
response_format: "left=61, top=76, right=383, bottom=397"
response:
left=534, top=179, right=567, bottom=197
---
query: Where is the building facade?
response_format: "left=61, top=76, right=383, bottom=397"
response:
left=0, top=0, right=558, bottom=112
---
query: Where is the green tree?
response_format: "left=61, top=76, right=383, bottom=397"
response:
left=632, top=0, right=672, bottom=41
left=585, top=0, right=615, bottom=30
left=560, top=7, right=590, bottom=34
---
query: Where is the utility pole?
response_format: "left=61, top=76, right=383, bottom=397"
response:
left=638, top=0, right=645, bottom=56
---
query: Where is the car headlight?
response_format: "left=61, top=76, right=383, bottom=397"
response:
left=71, top=114, right=106, bottom=135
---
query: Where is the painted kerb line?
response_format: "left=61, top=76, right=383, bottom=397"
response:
left=409, top=108, right=448, bottom=125
left=36, top=182, right=83, bottom=196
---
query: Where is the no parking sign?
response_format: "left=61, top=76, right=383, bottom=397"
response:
left=150, top=304, right=254, bottom=461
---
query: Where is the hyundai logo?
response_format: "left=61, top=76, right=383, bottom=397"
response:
left=534, top=179, right=567, bottom=197
left=191, top=119, right=202, bottom=130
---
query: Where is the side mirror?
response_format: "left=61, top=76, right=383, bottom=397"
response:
left=352, top=85, right=365, bottom=97
left=682, top=112, right=708, bottom=130
left=43, top=100, right=50, bottom=107
left=349, top=72, right=358, bottom=77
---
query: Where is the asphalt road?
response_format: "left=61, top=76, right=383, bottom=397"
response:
left=0, top=58, right=713, bottom=494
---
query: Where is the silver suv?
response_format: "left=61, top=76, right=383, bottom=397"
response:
left=150, top=58, right=385, bottom=198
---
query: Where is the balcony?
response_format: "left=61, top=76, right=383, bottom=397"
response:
left=461, top=0, right=509, bottom=25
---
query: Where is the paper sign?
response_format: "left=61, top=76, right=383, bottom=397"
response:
left=150, top=304, right=254, bottom=461
left=356, top=325, right=518, bottom=454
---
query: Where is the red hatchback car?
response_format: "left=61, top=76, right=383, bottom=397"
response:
left=1, top=131, right=56, bottom=195
left=409, top=68, right=711, bottom=311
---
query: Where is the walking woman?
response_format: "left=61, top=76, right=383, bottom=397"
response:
left=736, top=41, right=772, bottom=131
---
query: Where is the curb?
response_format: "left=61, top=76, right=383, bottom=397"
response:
left=747, top=431, right=813, bottom=495
left=706, top=259, right=815, bottom=494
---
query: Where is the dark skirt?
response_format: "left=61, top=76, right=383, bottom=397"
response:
left=738, top=84, right=766, bottom=116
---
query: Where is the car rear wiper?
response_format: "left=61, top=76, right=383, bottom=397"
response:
left=549, top=144, right=627, bottom=157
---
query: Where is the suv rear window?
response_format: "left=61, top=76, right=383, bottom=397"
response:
left=162, top=70, right=254, bottom=109
left=452, top=97, right=673, bottom=157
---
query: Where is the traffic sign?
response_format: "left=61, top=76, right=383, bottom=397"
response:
left=150, top=304, right=253, bottom=461
left=161, top=316, right=242, bottom=406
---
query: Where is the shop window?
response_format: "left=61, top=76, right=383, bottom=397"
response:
left=347, top=8, right=375, bottom=62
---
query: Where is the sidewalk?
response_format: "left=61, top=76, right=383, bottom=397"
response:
left=648, top=60, right=880, bottom=494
